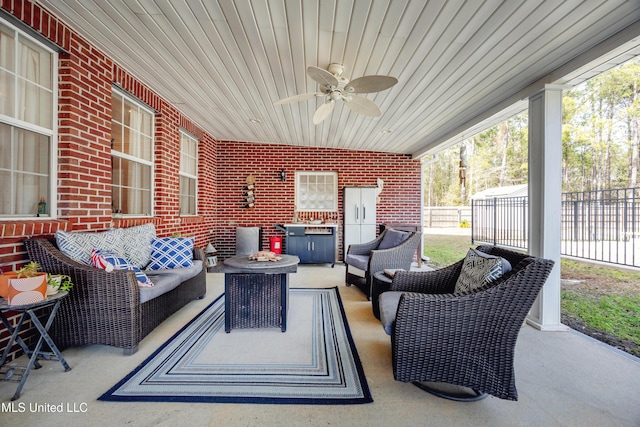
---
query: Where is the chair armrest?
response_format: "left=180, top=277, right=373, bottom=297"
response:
left=367, top=231, right=422, bottom=274
left=391, top=260, right=462, bottom=294
left=346, top=232, right=386, bottom=256
left=392, top=290, right=500, bottom=352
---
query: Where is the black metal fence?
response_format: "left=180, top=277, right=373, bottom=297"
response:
left=471, top=187, right=640, bottom=268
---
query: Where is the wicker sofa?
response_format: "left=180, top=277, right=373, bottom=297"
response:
left=24, top=234, right=206, bottom=355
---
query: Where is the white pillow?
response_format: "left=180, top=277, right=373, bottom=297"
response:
left=56, top=229, right=123, bottom=265
left=117, top=223, right=157, bottom=268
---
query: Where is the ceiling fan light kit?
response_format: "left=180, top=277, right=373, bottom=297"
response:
left=275, top=63, right=398, bottom=124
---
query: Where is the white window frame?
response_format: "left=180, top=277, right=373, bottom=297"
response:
left=179, top=129, right=198, bottom=216
left=0, top=19, right=57, bottom=219
left=294, top=171, right=338, bottom=212
left=110, top=87, right=155, bottom=217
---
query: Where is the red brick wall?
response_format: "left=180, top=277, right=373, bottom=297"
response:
left=0, top=1, right=219, bottom=260
left=0, top=0, right=219, bottom=361
left=215, top=141, right=422, bottom=259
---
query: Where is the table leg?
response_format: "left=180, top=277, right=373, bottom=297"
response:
left=0, top=312, right=42, bottom=370
left=27, top=301, right=70, bottom=371
left=281, top=273, right=288, bottom=332
left=7, top=301, right=70, bottom=401
left=224, top=274, right=231, bottom=333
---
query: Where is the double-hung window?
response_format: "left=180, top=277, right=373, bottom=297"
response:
left=179, top=130, right=198, bottom=215
left=0, top=21, right=56, bottom=218
left=111, top=89, right=154, bottom=216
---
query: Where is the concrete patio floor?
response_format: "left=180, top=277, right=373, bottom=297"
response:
left=1, top=264, right=639, bottom=427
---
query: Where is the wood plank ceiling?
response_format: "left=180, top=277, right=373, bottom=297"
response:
left=36, top=0, right=640, bottom=157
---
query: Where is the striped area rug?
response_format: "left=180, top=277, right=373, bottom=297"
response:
left=99, top=287, right=372, bottom=404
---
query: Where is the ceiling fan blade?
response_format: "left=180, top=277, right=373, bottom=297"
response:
left=274, top=92, right=320, bottom=105
left=344, top=75, right=398, bottom=93
left=307, top=66, right=339, bottom=88
left=313, top=99, right=335, bottom=124
left=344, top=95, right=381, bottom=117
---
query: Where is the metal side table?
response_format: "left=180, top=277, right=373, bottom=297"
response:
left=0, top=291, right=71, bottom=400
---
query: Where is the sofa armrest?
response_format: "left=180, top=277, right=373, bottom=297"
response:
left=24, top=238, right=141, bottom=311
left=193, top=246, right=205, bottom=261
left=193, top=246, right=206, bottom=269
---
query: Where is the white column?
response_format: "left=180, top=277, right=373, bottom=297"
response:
left=526, top=85, right=568, bottom=331
left=420, top=160, right=425, bottom=261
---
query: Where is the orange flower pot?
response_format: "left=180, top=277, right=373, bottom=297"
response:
left=7, top=273, right=47, bottom=306
left=0, top=271, right=20, bottom=299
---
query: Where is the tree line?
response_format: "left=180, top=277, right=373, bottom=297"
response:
left=426, top=58, right=640, bottom=206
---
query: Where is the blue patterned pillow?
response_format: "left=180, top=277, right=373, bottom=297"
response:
left=94, top=249, right=154, bottom=287
left=146, top=237, right=194, bottom=270
left=56, top=229, right=123, bottom=265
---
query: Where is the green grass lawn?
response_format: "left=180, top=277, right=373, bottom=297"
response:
left=423, top=233, right=473, bottom=267
left=561, top=259, right=640, bottom=284
left=424, top=233, right=640, bottom=357
left=561, top=292, right=640, bottom=348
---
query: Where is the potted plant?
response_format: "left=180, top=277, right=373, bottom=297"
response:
left=0, top=262, right=41, bottom=299
left=16, top=261, right=41, bottom=277
left=0, top=271, right=18, bottom=298
left=47, top=273, right=74, bottom=295
left=7, top=261, right=48, bottom=306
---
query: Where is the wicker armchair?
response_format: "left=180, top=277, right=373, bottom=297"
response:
left=345, top=229, right=422, bottom=299
left=23, top=238, right=206, bottom=355
left=379, top=245, right=554, bottom=401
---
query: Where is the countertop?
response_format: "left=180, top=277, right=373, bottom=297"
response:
left=282, top=223, right=338, bottom=228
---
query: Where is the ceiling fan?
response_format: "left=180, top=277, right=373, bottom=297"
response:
left=274, top=63, right=398, bottom=124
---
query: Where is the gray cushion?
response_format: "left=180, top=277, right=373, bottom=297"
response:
left=145, top=260, right=202, bottom=282
left=141, top=260, right=202, bottom=303
left=378, top=229, right=411, bottom=250
left=139, top=272, right=182, bottom=304
left=345, top=254, right=370, bottom=271
left=453, top=248, right=512, bottom=294
left=379, top=291, right=404, bottom=335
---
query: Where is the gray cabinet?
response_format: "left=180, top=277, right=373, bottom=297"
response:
left=343, top=187, right=377, bottom=260
left=284, top=225, right=336, bottom=266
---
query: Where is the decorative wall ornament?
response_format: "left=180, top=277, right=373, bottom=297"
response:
left=243, top=175, right=256, bottom=210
